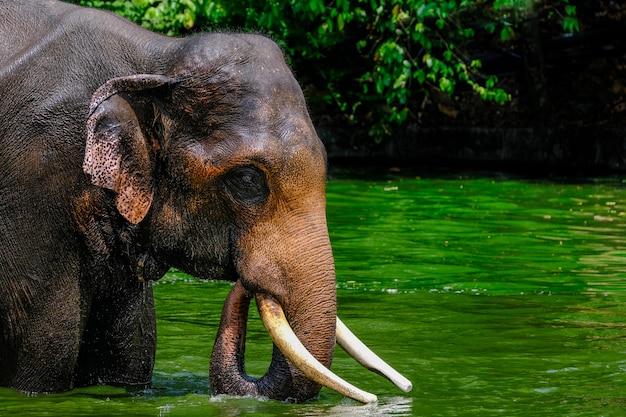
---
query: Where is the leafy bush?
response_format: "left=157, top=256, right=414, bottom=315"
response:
left=74, top=0, right=578, bottom=142
left=76, top=0, right=203, bottom=35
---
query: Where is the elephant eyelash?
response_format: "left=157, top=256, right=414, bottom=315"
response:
left=222, top=165, right=270, bottom=207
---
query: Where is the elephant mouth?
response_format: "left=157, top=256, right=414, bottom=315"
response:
left=210, top=280, right=412, bottom=403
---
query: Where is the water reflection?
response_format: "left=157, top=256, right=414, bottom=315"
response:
left=297, top=396, right=414, bottom=417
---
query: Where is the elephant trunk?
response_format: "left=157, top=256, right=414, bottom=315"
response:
left=209, top=280, right=336, bottom=402
left=209, top=281, right=324, bottom=402
left=209, top=225, right=338, bottom=402
left=208, top=198, right=408, bottom=403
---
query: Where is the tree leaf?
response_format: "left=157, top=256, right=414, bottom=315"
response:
left=500, top=26, right=515, bottom=41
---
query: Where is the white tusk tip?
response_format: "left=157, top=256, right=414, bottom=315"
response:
left=399, top=380, right=413, bottom=393
left=356, top=391, right=378, bottom=404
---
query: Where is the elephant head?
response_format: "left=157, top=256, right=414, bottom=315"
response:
left=82, top=33, right=410, bottom=403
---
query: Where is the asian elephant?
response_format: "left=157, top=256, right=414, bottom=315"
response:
left=0, top=0, right=411, bottom=403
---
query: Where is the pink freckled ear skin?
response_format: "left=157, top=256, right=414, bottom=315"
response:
left=84, top=95, right=154, bottom=224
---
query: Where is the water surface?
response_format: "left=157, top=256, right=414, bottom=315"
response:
left=2, top=168, right=626, bottom=416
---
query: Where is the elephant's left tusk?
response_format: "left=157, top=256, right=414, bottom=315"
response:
left=336, top=317, right=413, bottom=393
left=256, top=294, right=378, bottom=404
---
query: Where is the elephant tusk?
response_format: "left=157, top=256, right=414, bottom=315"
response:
left=256, top=294, right=378, bottom=404
left=335, top=317, right=413, bottom=393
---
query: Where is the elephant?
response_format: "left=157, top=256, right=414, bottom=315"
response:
left=0, top=0, right=411, bottom=403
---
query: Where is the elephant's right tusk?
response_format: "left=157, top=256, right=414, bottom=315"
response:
left=256, top=294, right=378, bottom=404
left=336, top=317, right=413, bottom=393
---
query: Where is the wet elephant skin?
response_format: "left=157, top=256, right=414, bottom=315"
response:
left=0, top=0, right=336, bottom=402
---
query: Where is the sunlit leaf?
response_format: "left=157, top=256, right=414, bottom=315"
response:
left=500, top=26, right=515, bottom=41
left=563, top=16, right=579, bottom=33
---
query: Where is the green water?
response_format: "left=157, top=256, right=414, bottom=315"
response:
left=3, top=168, right=626, bottom=416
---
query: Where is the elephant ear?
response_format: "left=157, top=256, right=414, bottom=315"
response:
left=84, top=75, right=175, bottom=224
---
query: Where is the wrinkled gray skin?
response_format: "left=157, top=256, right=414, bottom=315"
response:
left=0, top=0, right=336, bottom=402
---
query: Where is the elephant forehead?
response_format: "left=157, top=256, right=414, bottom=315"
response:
left=196, top=96, right=323, bottom=167
left=235, top=119, right=325, bottom=178
left=241, top=93, right=319, bottom=147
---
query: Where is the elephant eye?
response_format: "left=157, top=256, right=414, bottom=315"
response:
left=223, top=166, right=270, bottom=206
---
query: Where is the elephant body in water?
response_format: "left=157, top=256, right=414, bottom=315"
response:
left=0, top=0, right=410, bottom=403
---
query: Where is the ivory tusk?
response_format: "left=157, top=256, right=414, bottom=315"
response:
left=336, top=317, right=413, bottom=393
left=256, top=294, right=378, bottom=404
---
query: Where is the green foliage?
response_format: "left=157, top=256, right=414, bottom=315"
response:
left=76, top=0, right=577, bottom=143
left=562, top=3, right=580, bottom=34
left=354, top=1, right=513, bottom=139
left=78, top=0, right=203, bottom=35
left=495, top=0, right=580, bottom=40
